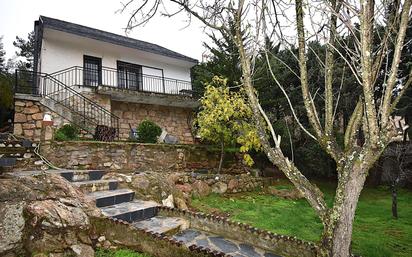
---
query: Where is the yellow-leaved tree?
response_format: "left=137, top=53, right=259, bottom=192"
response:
left=196, top=76, right=261, bottom=173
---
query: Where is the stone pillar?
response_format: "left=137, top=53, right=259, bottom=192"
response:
left=41, top=112, right=54, bottom=142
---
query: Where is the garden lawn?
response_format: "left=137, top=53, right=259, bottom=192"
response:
left=191, top=180, right=412, bottom=257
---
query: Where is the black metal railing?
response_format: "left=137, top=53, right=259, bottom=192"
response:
left=49, top=66, right=193, bottom=96
left=15, top=70, right=120, bottom=138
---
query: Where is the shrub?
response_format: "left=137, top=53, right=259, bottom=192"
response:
left=136, top=119, right=162, bottom=143
left=54, top=124, right=79, bottom=141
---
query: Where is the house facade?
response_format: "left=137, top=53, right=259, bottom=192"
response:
left=14, top=16, right=199, bottom=143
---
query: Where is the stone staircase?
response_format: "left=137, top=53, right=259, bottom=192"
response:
left=8, top=168, right=283, bottom=257
left=49, top=169, right=190, bottom=235
left=0, top=135, right=40, bottom=172
left=61, top=169, right=281, bottom=257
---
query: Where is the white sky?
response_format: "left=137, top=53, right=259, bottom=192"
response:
left=0, top=0, right=208, bottom=62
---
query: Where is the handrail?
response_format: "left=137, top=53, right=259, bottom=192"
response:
left=44, top=74, right=119, bottom=119
left=14, top=70, right=120, bottom=138
left=50, top=65, right=192, bottom=84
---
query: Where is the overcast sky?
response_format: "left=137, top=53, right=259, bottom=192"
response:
left=0, top=0, right=208, bottom=62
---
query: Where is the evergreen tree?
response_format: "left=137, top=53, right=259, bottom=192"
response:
left=13, top=31, right=35, bottom=69
left=0, top=36, right=6, bottom=72
left=192, top=19, right=244, bottom=96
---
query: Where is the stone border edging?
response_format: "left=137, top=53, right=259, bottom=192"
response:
left=101, top=216, right=232, bottom=257
left=157, top=206, right=318, bottom=257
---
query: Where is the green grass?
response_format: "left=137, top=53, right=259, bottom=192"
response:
left=95, top=248, right=152, bottom=257
left=191, top=180, right=412, bottom=257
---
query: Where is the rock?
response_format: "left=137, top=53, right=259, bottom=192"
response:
left=23, top=153, right=32, bottom=159
left=0, top=143, right=5, bottom=147
left=267, top=187, right=304, bottom=200
left=15, top=101, right=26, bottom=107
left=98, top=236, right=106, bottom=242
left=14, top=124, right=23, bottom=135
left=175, top=183, right=192, bottom=193
left=0, top=203, right=25, bottom=252
left=192, top=181, right=211, bottom=197
left=70, top=244, right=94, bottom=257
left=112, top=163, right=122, bottom=170
left=164, top=134, right=179, bottom=144
left=167, top=173, right=180, bottom=184
left=162, top=194, right=174, bottom=208
left=102, top=240, right=112, bottom=248
left=103, top=162, right=112, bottom=167
left=174, top=197, right=188, bottom=210
left=0, top=174, right=100, bottom=256
left=23, top=105, right=40, bottom=114
left=227, top=179, right=239, bottom=191
left=32, top=113, right=44, bottom=120
left=34, top=160, right=44, bottom=165
left=211, top=182, right=228, bottom=194
left=14, top=113, right=27, bottom=123
left=23, top=129, right=34, bottom=137
left=131, top=174, right=150, bottom=190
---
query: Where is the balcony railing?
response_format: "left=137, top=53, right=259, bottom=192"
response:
left=50, top=66, right=193, bottom=96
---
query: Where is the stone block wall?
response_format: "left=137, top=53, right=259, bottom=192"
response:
left=112, top=101, right=194, bottom=144
left=14, top=93, right=195, bottom=144
left=14, top=100, right=44, bottom=141
left=39, top=141, right=249, bottom=173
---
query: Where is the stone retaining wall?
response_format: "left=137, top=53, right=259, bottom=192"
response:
left=13, top=96, right=69, bottom=141
left=112, top=101, right=194, bottom=144
left=40, top=141, right=249, bottom=173
left=13, top=93, right=195, bottom=144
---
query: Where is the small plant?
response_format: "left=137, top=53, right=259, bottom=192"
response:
left=54, top=124, right=79, bottom=141
left=136, top=119, right=162, bottom=143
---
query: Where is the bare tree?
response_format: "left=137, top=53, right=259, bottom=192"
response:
left=119, top=0, right=412, bottom=256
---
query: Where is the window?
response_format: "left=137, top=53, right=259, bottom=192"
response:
left=83, top=55, right=102, bottom=86
left=117, top=61, right=142, bottom=90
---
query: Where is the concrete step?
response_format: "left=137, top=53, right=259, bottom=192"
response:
left=48, top=169, right=105, bottom=182
left=133, top=216, right=189, bottom=235
left=100, top=200, right=159, bottom=223
left=73, top=179, right=118, bottom=192
left=88, top=189, right=135, bottom=207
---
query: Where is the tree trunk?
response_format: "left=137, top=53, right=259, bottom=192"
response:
left=217, top=139, right=224, bottom=174
left=319, top=161, right=368, bottom=257
left=391, top=184, right=398, bottom=219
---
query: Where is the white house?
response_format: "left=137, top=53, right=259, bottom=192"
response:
left=14, top=16, right=199, bottom=143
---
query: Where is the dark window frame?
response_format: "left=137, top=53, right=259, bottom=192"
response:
left=117, top=60, right=143, bottom=90
left=83, top=55, right=102, bottom=86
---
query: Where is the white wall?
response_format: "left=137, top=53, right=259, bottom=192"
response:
left=40, top=29, right=195, bottom=93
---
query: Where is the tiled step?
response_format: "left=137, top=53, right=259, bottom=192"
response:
left=133, top=216, right=189, bottom=235
left=88, top=189, right=135, bottom=207
left=173, top=229, right=282, bottom=257
left=100, top=200, right=159, bottom=223
left=0, top=157, right=16, bottom=167
left=73, top=179, right=118, bottom=192
left=48, top=169, right=105, bottom=182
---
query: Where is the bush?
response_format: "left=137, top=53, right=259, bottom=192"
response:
left=136, top=119, right=162, bottom=143
left=54, top=124, right=79, bottom=141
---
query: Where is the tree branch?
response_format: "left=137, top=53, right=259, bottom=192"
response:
left=381, top=0, right=412, bottom=129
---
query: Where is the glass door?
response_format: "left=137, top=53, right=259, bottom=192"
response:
left=117, top=61, right=142, bottom=90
